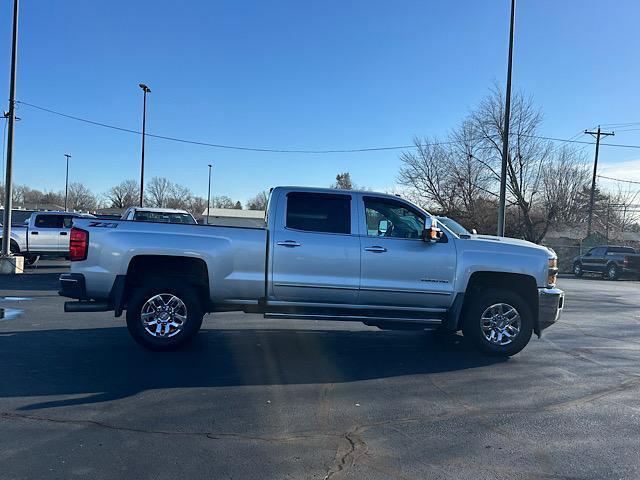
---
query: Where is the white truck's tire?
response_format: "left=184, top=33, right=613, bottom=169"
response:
left=126, top=280, right=204, bottom=351
left=462, top=288, right=533, bottom=357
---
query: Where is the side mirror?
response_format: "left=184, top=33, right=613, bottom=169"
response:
left=471, top=228, right=478, bottom=235
left=422, top=217, right=442, bottom=243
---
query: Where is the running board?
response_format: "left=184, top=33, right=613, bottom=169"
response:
left=263, top=312, right=443, bottom=325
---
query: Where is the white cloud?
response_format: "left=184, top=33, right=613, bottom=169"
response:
left=598, top=159, right=640, bottom=191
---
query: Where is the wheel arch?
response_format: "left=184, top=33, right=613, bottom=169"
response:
left=456, top=271, right=538, bottom=333
left=122, top=255, right=210, bottom=312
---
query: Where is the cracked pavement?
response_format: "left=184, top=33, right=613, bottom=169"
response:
left=1, top=262, right=639, bottom=479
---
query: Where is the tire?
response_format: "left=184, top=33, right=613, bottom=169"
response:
left=24, top=255, right=40, bottom=266
left=9, top=241, right=19, bottom=255
left=462, top=288, right=533, bottom=357
left=573, top=262, right=583, bottom=278
left=604, top=264, right=619, bottom=281
left=126, top=279, right=204, bottom=351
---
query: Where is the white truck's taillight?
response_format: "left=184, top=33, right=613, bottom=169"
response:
left=69, top=227, right=89, bottom=261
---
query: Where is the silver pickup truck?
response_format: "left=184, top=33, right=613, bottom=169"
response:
left=60, top=186, right=563, bottom=356
left=2, top=211, right=94, bottom=264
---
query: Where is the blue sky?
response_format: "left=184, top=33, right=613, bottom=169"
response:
left=1, top=0, right=639, bottom=203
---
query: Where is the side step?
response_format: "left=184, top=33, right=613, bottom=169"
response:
left=263, top=312, right=442, bottom=326
left=64, top=301, right=110, bottom=313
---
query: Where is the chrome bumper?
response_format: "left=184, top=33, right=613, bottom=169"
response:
left=537, top=287, right=564, bottom=334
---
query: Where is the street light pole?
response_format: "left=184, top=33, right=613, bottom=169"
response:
left=2, top=0, right=20, bottom=257
left=138, top=83, right=151, bottom=207
left=207, top=164, right=212, bottom=225
left=64, top=154, right=71, bottom=211
left=497, top=0, right=516, bottom=237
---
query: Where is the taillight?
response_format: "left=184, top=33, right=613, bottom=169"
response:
left=69, top=227, right=89, bottom=261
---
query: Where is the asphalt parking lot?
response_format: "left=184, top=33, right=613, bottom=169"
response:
left=0, top=262, right=639, bottom=480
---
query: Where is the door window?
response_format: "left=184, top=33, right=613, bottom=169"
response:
left=285, top=193, right=351, bottom=234
left=34, top=215, right=64, bottom=228
left=364, top=197, right=424, bottom=239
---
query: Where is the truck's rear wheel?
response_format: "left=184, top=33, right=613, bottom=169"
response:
left=604, top=263, right=619, bottom=280
left=126, top=280, right=204, bottom=351
left=462, top=288, right=533, bottom=357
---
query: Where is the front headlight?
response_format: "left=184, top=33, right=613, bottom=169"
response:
left=548, top=258, right=558, bottom=286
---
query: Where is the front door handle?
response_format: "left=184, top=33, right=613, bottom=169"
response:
left=277, top=240, right=301, bottom=248
left=31, top=231, right=39, bottom=235
left=365, top=246, right=387, bottom=253
left=60, top=231, right=68, bottom=236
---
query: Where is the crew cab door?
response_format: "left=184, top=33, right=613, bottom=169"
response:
left=270, top=191, right=360, bottom=304
left=358, top=196, right=456, bottom=308
left=29, top=214, right=66, bottom=252
left=583, top=246, right=606, bottom=272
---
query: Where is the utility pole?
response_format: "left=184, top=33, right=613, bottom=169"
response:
left=497, top=0, right=516, bottom=237
left=1, top=0, right=19, bottom=261
left=585, top=126, right=614, bottom=236
left=64, top=154, right=71, bottom=211
left=138, top=83, right=151, bottom=207
left=206, top=164, right=212, bottom=225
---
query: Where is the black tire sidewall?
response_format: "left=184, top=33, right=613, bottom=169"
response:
left=462, top=289, right=533, bottom=357
left=126, top=280, right=204, bottom=351
left=573, top=262, right=583, bottom=277
left=606, top=264, right=619, bottom=280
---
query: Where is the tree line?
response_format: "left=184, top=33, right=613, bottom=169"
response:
left=0, top=177, right=246, bottom=216
left=396, top=87, right=639, bottom=242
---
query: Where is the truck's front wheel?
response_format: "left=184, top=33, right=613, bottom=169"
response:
left=462, top=289, right=533, bottom=357
left=126, top=280, right=204, bottom=351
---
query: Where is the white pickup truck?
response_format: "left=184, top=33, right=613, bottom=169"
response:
left=60, top=187, right=563, bottom=356
left=2, top=211, right=94, bottom=264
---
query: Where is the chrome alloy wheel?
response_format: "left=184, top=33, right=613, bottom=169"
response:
left=480, top=303, right=521, bottom=346
left=141, top=293, right=188, bottom=338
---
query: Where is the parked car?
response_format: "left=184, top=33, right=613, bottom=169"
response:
left=573, top=245, right=640, bottom=280
left=0, top=211, right=95, bottom=264
left=60, top=187, right=563, bottom=356
left=121, top=207, right=197, bottom=224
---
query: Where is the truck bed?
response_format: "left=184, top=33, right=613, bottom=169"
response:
left=72, top=218, right=268, bottom=305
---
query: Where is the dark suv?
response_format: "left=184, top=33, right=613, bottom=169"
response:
left=573, top=245, right=640, bottom=280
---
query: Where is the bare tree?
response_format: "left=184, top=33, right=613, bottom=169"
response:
left=67, top=182, right=97, bottom=211
left=146, top=177, right=172, bottom=208
left=187, top=196, right=207, bottom=216
left=213, top=196, right=240, bottom=209
left=165, top=183, right=193, bottom=210
left=246, top=191, right=269, bottom=210
left=105, top=179, right=140, bottom=208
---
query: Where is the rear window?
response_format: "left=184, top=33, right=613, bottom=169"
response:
left=607, top=247, right=636, bottom=254
left=286, top=192, right=351, bottom=234
left=34, top=215, right=64, bottom=228
left=133, top=211, right=197, bottom=224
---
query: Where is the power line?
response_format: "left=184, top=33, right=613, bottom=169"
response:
left=16, top=100, right=640, bottom=153
left=16, top=101, right=427, bottom=154
left=597, top=174, right=640, bottom=185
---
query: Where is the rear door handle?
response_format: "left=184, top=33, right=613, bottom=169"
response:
left=365, top=246, right=387, bottom=253
left=31, top=231, right=39, bottom=235
left=60, top=231, right=68, bottom=236
left=277, top=240, right=301, bottom=248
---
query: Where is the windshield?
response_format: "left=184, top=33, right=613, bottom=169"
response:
left=436, top=216, right=470, bottom=236
left=133, top=211, right=197, bottom=224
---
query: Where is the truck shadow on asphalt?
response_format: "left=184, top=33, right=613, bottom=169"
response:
left=0, top=327, right=504, bottom=410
